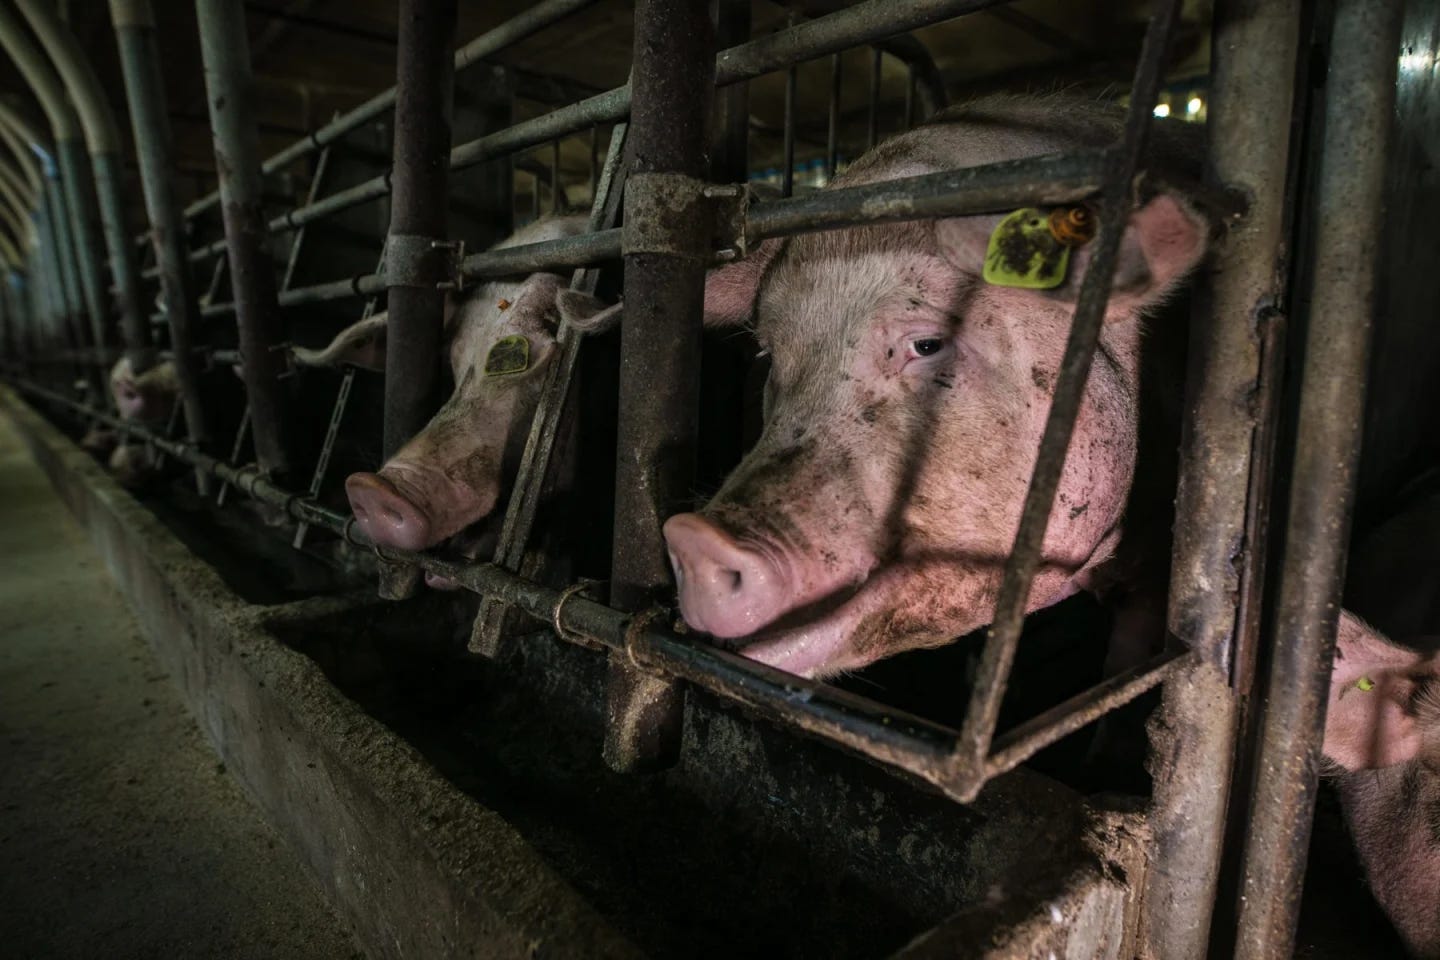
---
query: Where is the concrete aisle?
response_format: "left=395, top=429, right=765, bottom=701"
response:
left=0, top=416, right=362, bottom=960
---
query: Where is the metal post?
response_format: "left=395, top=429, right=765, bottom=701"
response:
left=110, top=0, right=211, bottom=491
left=0, top=0, right=106, bottom=371
left=16, top=0, right=154, bottom=372
left=1137, top=2, right=1303, bottom=958
left=712, top=0, right=750, bottom=184
left=602, top=0, right=717, bottom=773
left=380, top=0, right=457, bottom=599
left=196, top=0, right=293, bottom=480
left=1233, top=1, right=1402, bottom=957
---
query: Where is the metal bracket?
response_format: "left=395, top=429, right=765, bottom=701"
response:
left=621, top=174, right=750, bottom=262
left=382, top=234, right=465, bottom=291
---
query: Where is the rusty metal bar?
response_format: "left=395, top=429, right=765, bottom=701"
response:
left=176, top=0, right=1006, bottom=260
left=602, top=0, right=717, bottom=774
left=949, top=0, right=1187, bottom=802
left=196, top=0, right=293, bottom=480
left=1233, top=2, right=1402, bottom=956
left=176, top=0, right=600, bottom=224
left=17, top=375, right=1180, bottom=805
left=198, top=152, right=1109, bottom=317
left=1138, top=2, right=1303, bottom=957
left=383, top=0, right=455, bottom=459
left=110, top=0, right=211, bottom=492
left=468, top=121, right=628, bottom=659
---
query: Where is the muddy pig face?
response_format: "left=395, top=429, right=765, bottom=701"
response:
left=664, top=193, right=1207, bottom=679
left=295, top=271, right=619, bottom=585
left=109, top=356, right=178, bottom=423
left=1327, top=613, right=1440, bottom=957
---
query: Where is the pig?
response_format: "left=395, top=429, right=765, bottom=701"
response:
left=663, top=94, right=1211, bottom=678
left=1324, top=612, right=1440, bottom=958
left=293, top=216, right=621, bottom=585
left=109, top=354, right=179, bottom=424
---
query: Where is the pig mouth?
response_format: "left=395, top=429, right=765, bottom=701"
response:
left=422, top=520, right=502, bottom=591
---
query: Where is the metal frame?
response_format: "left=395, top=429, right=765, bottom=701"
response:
left=0, top=0, right=1407, bottom=954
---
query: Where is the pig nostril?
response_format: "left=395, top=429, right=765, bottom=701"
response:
left=383, top=507, right=404, bottom=526
left=728, top=570, right=742, bottom=593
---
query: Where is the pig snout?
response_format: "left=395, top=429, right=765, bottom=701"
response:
left=663, top=513, right=790, bottom=639
left=346, top=472, right=432, bottom=552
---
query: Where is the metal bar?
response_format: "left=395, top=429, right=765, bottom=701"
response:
left=14, top=376, right=1196, bottom=805
left=0, top=0, right=103, bottom=376
left=177, top=0, right=1007, bottom=259
left=469, top=122, right=628, bottom=658
left=281, top=146, right=332, bottom=291
left=197, top=152, right=1110, bottom=318
left=827, top=53, right=841, bottom=179
left=215, top=404, right=249, bottom=507
left=949, top=0, right=1187, bottom=802
left=602, top=0, right=716, bottom=774
left=712, top=0, right=751, bottom=184
left=12, top=0, right=149, bottom=373
left=986, top=649, right=1187, bottom=779
left=1233, top=2, right=1402, bottom=956
left=178, top=0, right=601, bottom=223
left=1137, top=1, right=1303, bottom=956
left=110, top=0, right=211, bottom=492
left=383, top=0, right=455, bottom=459
left=197, top=0, right=293, bottom=480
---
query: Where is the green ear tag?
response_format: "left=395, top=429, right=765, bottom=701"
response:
left=983, top=207, right=1072, bottom=290
left=1356, top=675, right=1375, bottom=692
left=484, top=335, right=530, bottom=376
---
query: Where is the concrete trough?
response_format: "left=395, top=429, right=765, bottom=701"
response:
left=1, top=385, right=1149, bottom=959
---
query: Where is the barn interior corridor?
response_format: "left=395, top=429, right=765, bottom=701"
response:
left=0, top=416, right=360, bottom=960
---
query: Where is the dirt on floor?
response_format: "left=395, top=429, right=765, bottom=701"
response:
left=0, top=415, right=363, bottom=960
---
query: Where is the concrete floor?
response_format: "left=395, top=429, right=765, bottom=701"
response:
left=0, top=416, right=362, bottom=959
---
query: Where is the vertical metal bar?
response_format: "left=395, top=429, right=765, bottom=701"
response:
left=0, top=1, right=107, bottom=385
left=12, top=0, right=157, bottom=372
left=602, top=0, right=716, bottom=773
left=712, top=0, right=750, bottom=184
left=281, top=145, right=332, bottom=291
left=827, top=53, right=841, bottom=180
left=468, top=121, right=628, bottom=658
left=1233, top=2, right=1402, bottom=956
left=41, top=174, right=86, bottom=388
left=196, top=0, right=293, bottom=479
left=1137, top=2, right=1303, bottom=957
left=948, top=0, right=1186, bottom=800
left=380, top=0, right=457, bottom=599
left=110, top=0, right=211, bottom=492
left=867, top=47, right=881, bottom=150
left=782, top=61, right=797, bottom=197
left=551, top=138, right=562, bottom=213
left=384, top=0, right=455, bottom=458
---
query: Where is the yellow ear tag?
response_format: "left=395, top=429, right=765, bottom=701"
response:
left=983, top=207, right=1073, bottom=290
left=1356, top=676, right=1375, bottom=692
left=484, top=335, right=530, bottom=376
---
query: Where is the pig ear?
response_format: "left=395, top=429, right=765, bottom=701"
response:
left=1323, top=626, right=1437, bottom=771
left=703, top=238, right=782, bottom=328
left=936, top=192, right=1209, bottom=310
left=291, top=312, right=388, bottom=371
left=556, top=289, right=623, bottom=333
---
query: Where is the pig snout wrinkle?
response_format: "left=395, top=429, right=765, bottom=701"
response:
left=345, top=472, right=433, bottom=553
left=664, top=513, right=787, bottom=639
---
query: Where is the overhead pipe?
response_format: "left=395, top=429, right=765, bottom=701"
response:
left=109, top=0, right=210, bottom=490
left=0, top=0, right=110, bottom=369
left=15, top=0, right=153, bottom=372
left=194, top=0, right=292, bottom=480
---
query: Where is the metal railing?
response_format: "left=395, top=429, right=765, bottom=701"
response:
left=0, top=1, right=1405, bottom=958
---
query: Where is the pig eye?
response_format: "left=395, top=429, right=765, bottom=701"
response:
left=908, top=337, right=946, bottom=359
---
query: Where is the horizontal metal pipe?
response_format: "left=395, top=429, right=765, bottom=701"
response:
left=176, top=0, right=1009, bottom=259
left=14, top=376, right=1183, bottom=804
left=178, top=0, right=598, bottom=222
left=198, top=152, right=1110, bottom=317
